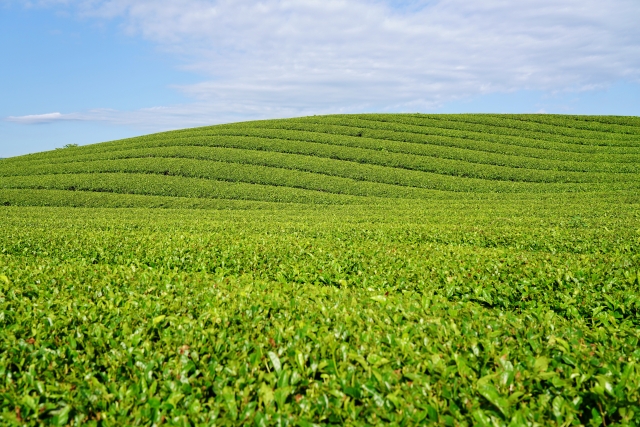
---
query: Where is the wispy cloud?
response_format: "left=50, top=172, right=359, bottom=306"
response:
left=6, top=104, right=332, bottom=130
left=7, top=112, right=66, bottom=124
left=7, top=0, right=640, bottom=128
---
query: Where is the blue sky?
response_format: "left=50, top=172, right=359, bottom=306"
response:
left=0, top=4, right=195, bottom=156
left=2, top=0, right=640, bottom=158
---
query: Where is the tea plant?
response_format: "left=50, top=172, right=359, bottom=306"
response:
left=0, top=114, right=639, bottom=425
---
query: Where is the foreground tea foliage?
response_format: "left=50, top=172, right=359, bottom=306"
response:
left=1, top=200, right=639, bottom=426
left=0, top=114, right=639, bottom=426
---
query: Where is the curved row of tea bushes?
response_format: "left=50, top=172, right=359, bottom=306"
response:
left=2, top=148, right=639, bottom=186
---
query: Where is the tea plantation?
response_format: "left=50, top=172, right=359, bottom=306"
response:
left=0, top=114, right=639, bottom=426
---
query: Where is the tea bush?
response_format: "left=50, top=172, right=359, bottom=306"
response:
left=0, top=114, right=639, bottom=426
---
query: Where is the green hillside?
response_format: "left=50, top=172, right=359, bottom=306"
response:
left=2, top=114, right=640, bottom=207
left=1, top=114, right=639, bottom=426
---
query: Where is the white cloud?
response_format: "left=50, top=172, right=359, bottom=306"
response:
left=6, top=104, right=328, bottom=130
left=8, top=0, right=640, bottom=128
left=7, top=112, right=65, bottom=124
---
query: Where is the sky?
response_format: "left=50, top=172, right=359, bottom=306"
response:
left=1, top=0, right=640, bottom=158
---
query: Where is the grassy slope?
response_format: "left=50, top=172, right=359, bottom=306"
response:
left=1, top=114, right=640, bottom=206
left=0, top=114, right=639, bottom=426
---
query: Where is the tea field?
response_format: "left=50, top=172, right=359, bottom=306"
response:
left=0, top=114, right=639, bottom=426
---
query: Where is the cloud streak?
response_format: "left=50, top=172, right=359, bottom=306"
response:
left=7, top=112, right=66, bottom=124
left=8, top=0, right=640, bottom=128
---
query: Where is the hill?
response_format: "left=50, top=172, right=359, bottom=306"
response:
left=0, top=114, right=639, bottom=426
left=1, top=113, right=640, bottom=207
